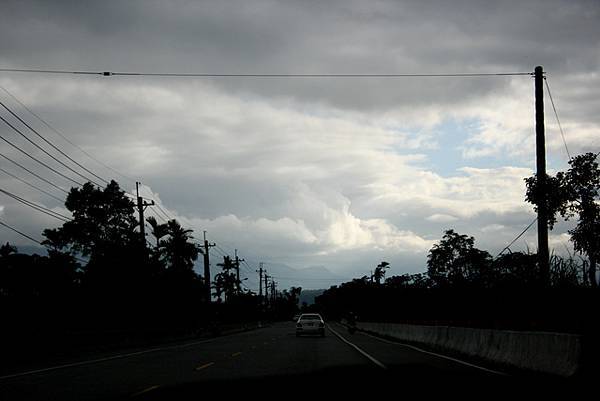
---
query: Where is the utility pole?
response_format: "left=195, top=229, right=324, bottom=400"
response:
left=534, top=66, right=550, bottom=286
left=234, top=249, right=245, bottom=295
left=203, top=231, right=216, bottom=303
left=136, top=182, right=154, bottom=246
left=257, top=262, right=264, bottom=298
left=264, top=273, right=270, bottom=306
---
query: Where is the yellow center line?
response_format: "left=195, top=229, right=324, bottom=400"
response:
left=231, top=352, right=243, bottom=357
left=195, top=362, right=215, bottom=371
left=131, top=385, right=160, bottom=398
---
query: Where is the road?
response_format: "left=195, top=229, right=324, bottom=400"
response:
left=0, top=321, right=522, bottom=400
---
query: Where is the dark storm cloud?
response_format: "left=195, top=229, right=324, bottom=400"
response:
left=0, top=0, right=598, bottom=279
left=2, top=0, right=598, bottom=111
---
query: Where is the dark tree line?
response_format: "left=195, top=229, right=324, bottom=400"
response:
left=316, top=234, right=596, bottom=333
left=525, top=152, right=600, bottom=286
left=316, top=153, right=600, bottom=333
left=0, top=180, right=301, bottom=352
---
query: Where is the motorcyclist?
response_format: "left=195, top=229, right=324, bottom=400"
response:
left=347, top=311, right=356, bottom=333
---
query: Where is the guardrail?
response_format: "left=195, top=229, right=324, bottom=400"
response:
left=355, top=322, right=582, bottom=377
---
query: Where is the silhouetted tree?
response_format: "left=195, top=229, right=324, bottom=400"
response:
left=214, top=256, right=237, bottom=302
left=492, top=251, right=538, bottom=288
left=427, top=229, right=493, bottom=288
left=526, top=152, right=600, bottom=286
left=146, top=216, right=168, bottom=250
left=43, top=181, right=138, bottom=257
left=0, top=248, right=79, bottom=301
left=161, top=219, right=198, bottom=273
left=373, top=261, right=389, bottom=285
left=385, top=273, right=431, bottom=289
left=41, top=181, right=149, bottom=306
left=524, top=172, right=570, bottom=230
left=0, top=242, right=17, bottom=258
left=270, top=286, right=302, bottom=319
left=562, top=153, right=600, bottom=287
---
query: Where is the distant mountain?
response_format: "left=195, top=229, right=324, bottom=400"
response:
left=298, top=289, right=325, bottom=306
left=239, top=261, right=348, bottom=291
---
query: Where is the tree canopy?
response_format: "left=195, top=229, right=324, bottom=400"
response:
left=525, top=152, right=600, bottom=286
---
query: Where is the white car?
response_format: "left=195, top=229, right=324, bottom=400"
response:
left=296, top=313, right=325, bottom=337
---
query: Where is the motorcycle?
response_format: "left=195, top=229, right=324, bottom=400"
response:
left=347, top=313, right=357, bottom=334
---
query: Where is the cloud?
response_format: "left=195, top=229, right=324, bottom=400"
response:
left=0, top=0, right=598, bottom=282
left=480, top=224, right=506, bottom=233
left=426, top=214, right=458, bottom=223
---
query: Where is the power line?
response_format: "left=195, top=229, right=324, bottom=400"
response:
left=141, top=187, right=173, bottom=221
left=154, top=203, right=173, bottom=221
left=0, top=219, right=88, bottom=264
left=0, top=187, right=71, bottom=221
left=0, top=187, right=71, bottom=222
left=215, top=244, right=232, bottom=257
left=210, top=235, right=239, bottom=256
left=0, top=113, right=99, bottom=186
left=0, top=99, right=109, bottom=185
left=0, top=166, right=64, bottom=202
left=0, top=85, right=137, bottom=185
left=123, top=192, right=154, bottom=203
left=544, top=77, right=571, bottom=160
left=0, top=152, right=69, bottom=194
left=0, top=219, right=44, bottom=245
left=0, top=122, right=82, bottom=187
left=212, top=246, right=228, bottom=259
left=149, top=209, right=169, bottom=224
left=241, top=259, right=254, bottom=271
left=496, top=217, right=538, bottom=258
left=241, top=260, right=256, bottom=276
left=241, top=265, right=255, bottom=277
left=238, top=259, right=259, bottom=288
left=0, top=67, right=533, bottom=78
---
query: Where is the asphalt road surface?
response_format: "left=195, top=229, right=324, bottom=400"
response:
left=0, top=321, right=566, bottom=400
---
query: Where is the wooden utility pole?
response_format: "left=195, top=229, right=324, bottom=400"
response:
left=257, top=262, right=264, bottom=298
left=264, top=273, right=270, bottom=305
left=535, top=66, right=550, bottom=286
left=136, top=181, right=154, bottom=246
left=234, top=249, right=245, bottom=295
left=203, top=231, right=216, bottom=302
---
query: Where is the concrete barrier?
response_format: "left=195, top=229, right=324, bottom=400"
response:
left=356, top=322, right=582, bottom=377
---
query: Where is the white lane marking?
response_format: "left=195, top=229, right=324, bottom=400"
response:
left=195, top=362, right=215, bottom=371
left=0, top=337, right=218, bottom=380
left=1, top=325, right=271, bottom=381
left=327, top=325, right=387, bottom=370
left=356, top=327, right=507, bottom=376
left=131, top=385, right=160, bottom=398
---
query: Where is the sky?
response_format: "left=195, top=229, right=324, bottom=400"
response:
left=0, top=0, right=599, bottom=289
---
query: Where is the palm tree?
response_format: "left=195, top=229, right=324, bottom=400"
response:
left=0, top=242, right=17, bottom=258
left=162, top=219, right=198, bottom=272
left=146, top=216, right=169, bottom=250
left=373, top=261, right=390, bottom=285
left=212, top=271, right=237, bottom=302
left=215, top=255, right=238, bottom=301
